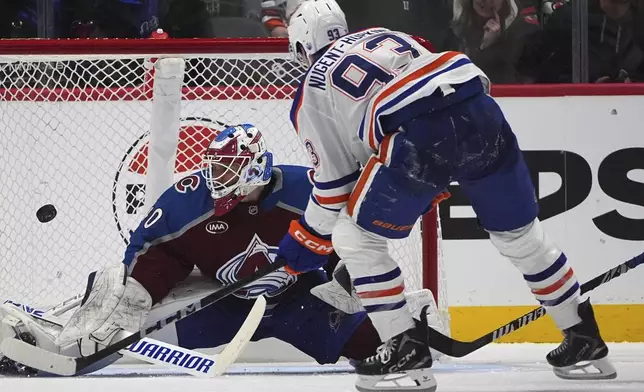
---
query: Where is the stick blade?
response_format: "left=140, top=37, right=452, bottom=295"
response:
left=212, top=295, right=266, bottom=376
left=1, top=337, right=77, bottom=376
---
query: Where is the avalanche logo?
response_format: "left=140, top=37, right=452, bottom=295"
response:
left=216, top=234, right=297, bottom=299
left=112, top=117, right=225, bottom=245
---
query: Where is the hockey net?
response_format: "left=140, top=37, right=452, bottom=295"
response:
left=0, top=38, right=449, bottom=339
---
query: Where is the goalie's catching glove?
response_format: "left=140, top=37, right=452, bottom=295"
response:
left=277, top=218, right=333, bottom=275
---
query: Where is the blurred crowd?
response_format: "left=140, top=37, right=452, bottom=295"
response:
left=2, top=0, right=643, bottom=84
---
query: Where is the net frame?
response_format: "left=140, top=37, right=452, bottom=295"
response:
left=0, top=37, right=447, bottom=335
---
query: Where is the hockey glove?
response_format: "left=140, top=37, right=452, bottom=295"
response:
left=277, top=218, right=333, bottom=275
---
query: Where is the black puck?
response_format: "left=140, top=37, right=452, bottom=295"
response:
left=36, top=204, right=57, bottom=223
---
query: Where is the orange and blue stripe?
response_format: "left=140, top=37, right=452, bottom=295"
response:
left=311, top=170, right=361, bottom=211
left=354, top=267, right=407, bottom=313
left=347, top=132, right=397, bottom=218
left=524, top=253, right=580, bottom=307
left=359, top=52, right=472, bottom=151
left=290, top=81, right=306, bottom=134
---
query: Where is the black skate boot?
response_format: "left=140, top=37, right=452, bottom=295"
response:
left=354, top=319, right=436, bottom=392
left=547, top=298, right=616, bottom=380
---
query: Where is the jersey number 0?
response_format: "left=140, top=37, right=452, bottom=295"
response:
left=331, top=34, right=420, bottom=100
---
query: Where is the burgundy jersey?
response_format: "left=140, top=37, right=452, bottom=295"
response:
left=123, top=165, right=314, bottom=304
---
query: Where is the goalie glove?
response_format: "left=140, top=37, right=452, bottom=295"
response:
left=57, top=264, right=152, bottom=356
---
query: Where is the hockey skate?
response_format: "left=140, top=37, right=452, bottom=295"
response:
left=547, top=298, right=617, bottom=380
left=353, top=319, right=436, bottom=392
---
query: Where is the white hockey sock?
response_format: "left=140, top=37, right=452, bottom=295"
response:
left=333, top=212, right=415, bottom=342
left=489, top=219, right=582, bottom=330
left=351, top=264, right=415, bottom=341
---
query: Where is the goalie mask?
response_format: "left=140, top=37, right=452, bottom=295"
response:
left=287, top=0, right=348, bottom=68
left=201, top=124, right=273, bottom=216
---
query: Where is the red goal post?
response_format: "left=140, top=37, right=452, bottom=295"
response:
left=0, top=37, right=448, bottom=336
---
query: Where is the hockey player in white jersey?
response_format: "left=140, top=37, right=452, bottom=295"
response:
left=275, top=1, right=616, bottom=391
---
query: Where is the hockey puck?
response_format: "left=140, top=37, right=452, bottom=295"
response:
left=36, top=204, right=57, bottom=223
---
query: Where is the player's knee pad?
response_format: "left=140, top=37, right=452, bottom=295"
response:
left=332, top=210, right=389, bottom=264
left=488, top=218, right=562, bottom=275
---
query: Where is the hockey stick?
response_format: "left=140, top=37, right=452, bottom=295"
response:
left=212, top=295, right=266, bottom=376
left=122, top=295, right=267, bottom=377
left=426, top=251, right=644, bottom=358
left=1, top=259, right=286, bottom=376
left=4, top=290, right=266, bottom=377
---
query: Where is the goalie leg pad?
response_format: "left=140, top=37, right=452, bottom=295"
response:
left=0, top=299, right=95, bottom=375
left=1, top=302, right=66, bottom=356
left=309, top=260, right=365, bottom=315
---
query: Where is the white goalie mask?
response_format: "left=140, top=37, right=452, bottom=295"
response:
left=287, top=0, right=348, bottom=68
left=201, top=124, right=273, bottom=216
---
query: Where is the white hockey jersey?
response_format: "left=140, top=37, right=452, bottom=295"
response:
left=290, top=28, right=489, bottom=236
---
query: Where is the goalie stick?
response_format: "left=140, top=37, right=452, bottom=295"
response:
left=4, top=291, right=266, bottom=377
left=123, top=295, right=266, bottom=377
left=425, top=251, right=644, bottom=358
left=1, top=259, right=285, bottom=376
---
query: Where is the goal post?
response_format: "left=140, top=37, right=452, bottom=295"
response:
left=0, top=37, right=449, bottom=340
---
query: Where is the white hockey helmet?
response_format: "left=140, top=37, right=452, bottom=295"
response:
left=287, top=0, right=348, bottom=68
left=201, top=124, right=273, bottom=216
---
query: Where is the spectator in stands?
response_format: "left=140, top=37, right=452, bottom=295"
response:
left=338, top=0, right=455, bottom=51
left=53, top=0, right=162, bottom=38
left=261, top=0, right=297, bottom=37
left=159, top=0, right=213, bottom=38
left=261, top=0, right=455, bottom=50
left=0, top=0, right=38, bottom=38
left=451, top=0, right=542, bottom=83
left=58, top=0, right=217, bottom=39
left=195, top=0, right=268, bottom=37
left=535, top=0, right=644, bottom=82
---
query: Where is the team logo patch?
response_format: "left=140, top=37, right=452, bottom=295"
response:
left=205, top=221, right=228, bottom=234
left=112, top=118, right=224, bottom=245
left=216, top=234, right=297, bottom=299
left=305, top=139, right=320, bottom=168
left=175, top=175, right=200, bottom=193
left=248, top=205, right=259, bottom=215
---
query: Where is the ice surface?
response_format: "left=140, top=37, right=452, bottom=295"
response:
left=1, top=343, right=643, bottom=392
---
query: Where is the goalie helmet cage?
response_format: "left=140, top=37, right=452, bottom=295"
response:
left=0, top=38, right=450, bottom=341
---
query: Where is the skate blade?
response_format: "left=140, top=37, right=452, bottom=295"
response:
left=355, top=369, right=437, bottom=392
left=553, top=357, right=617, bottom=380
